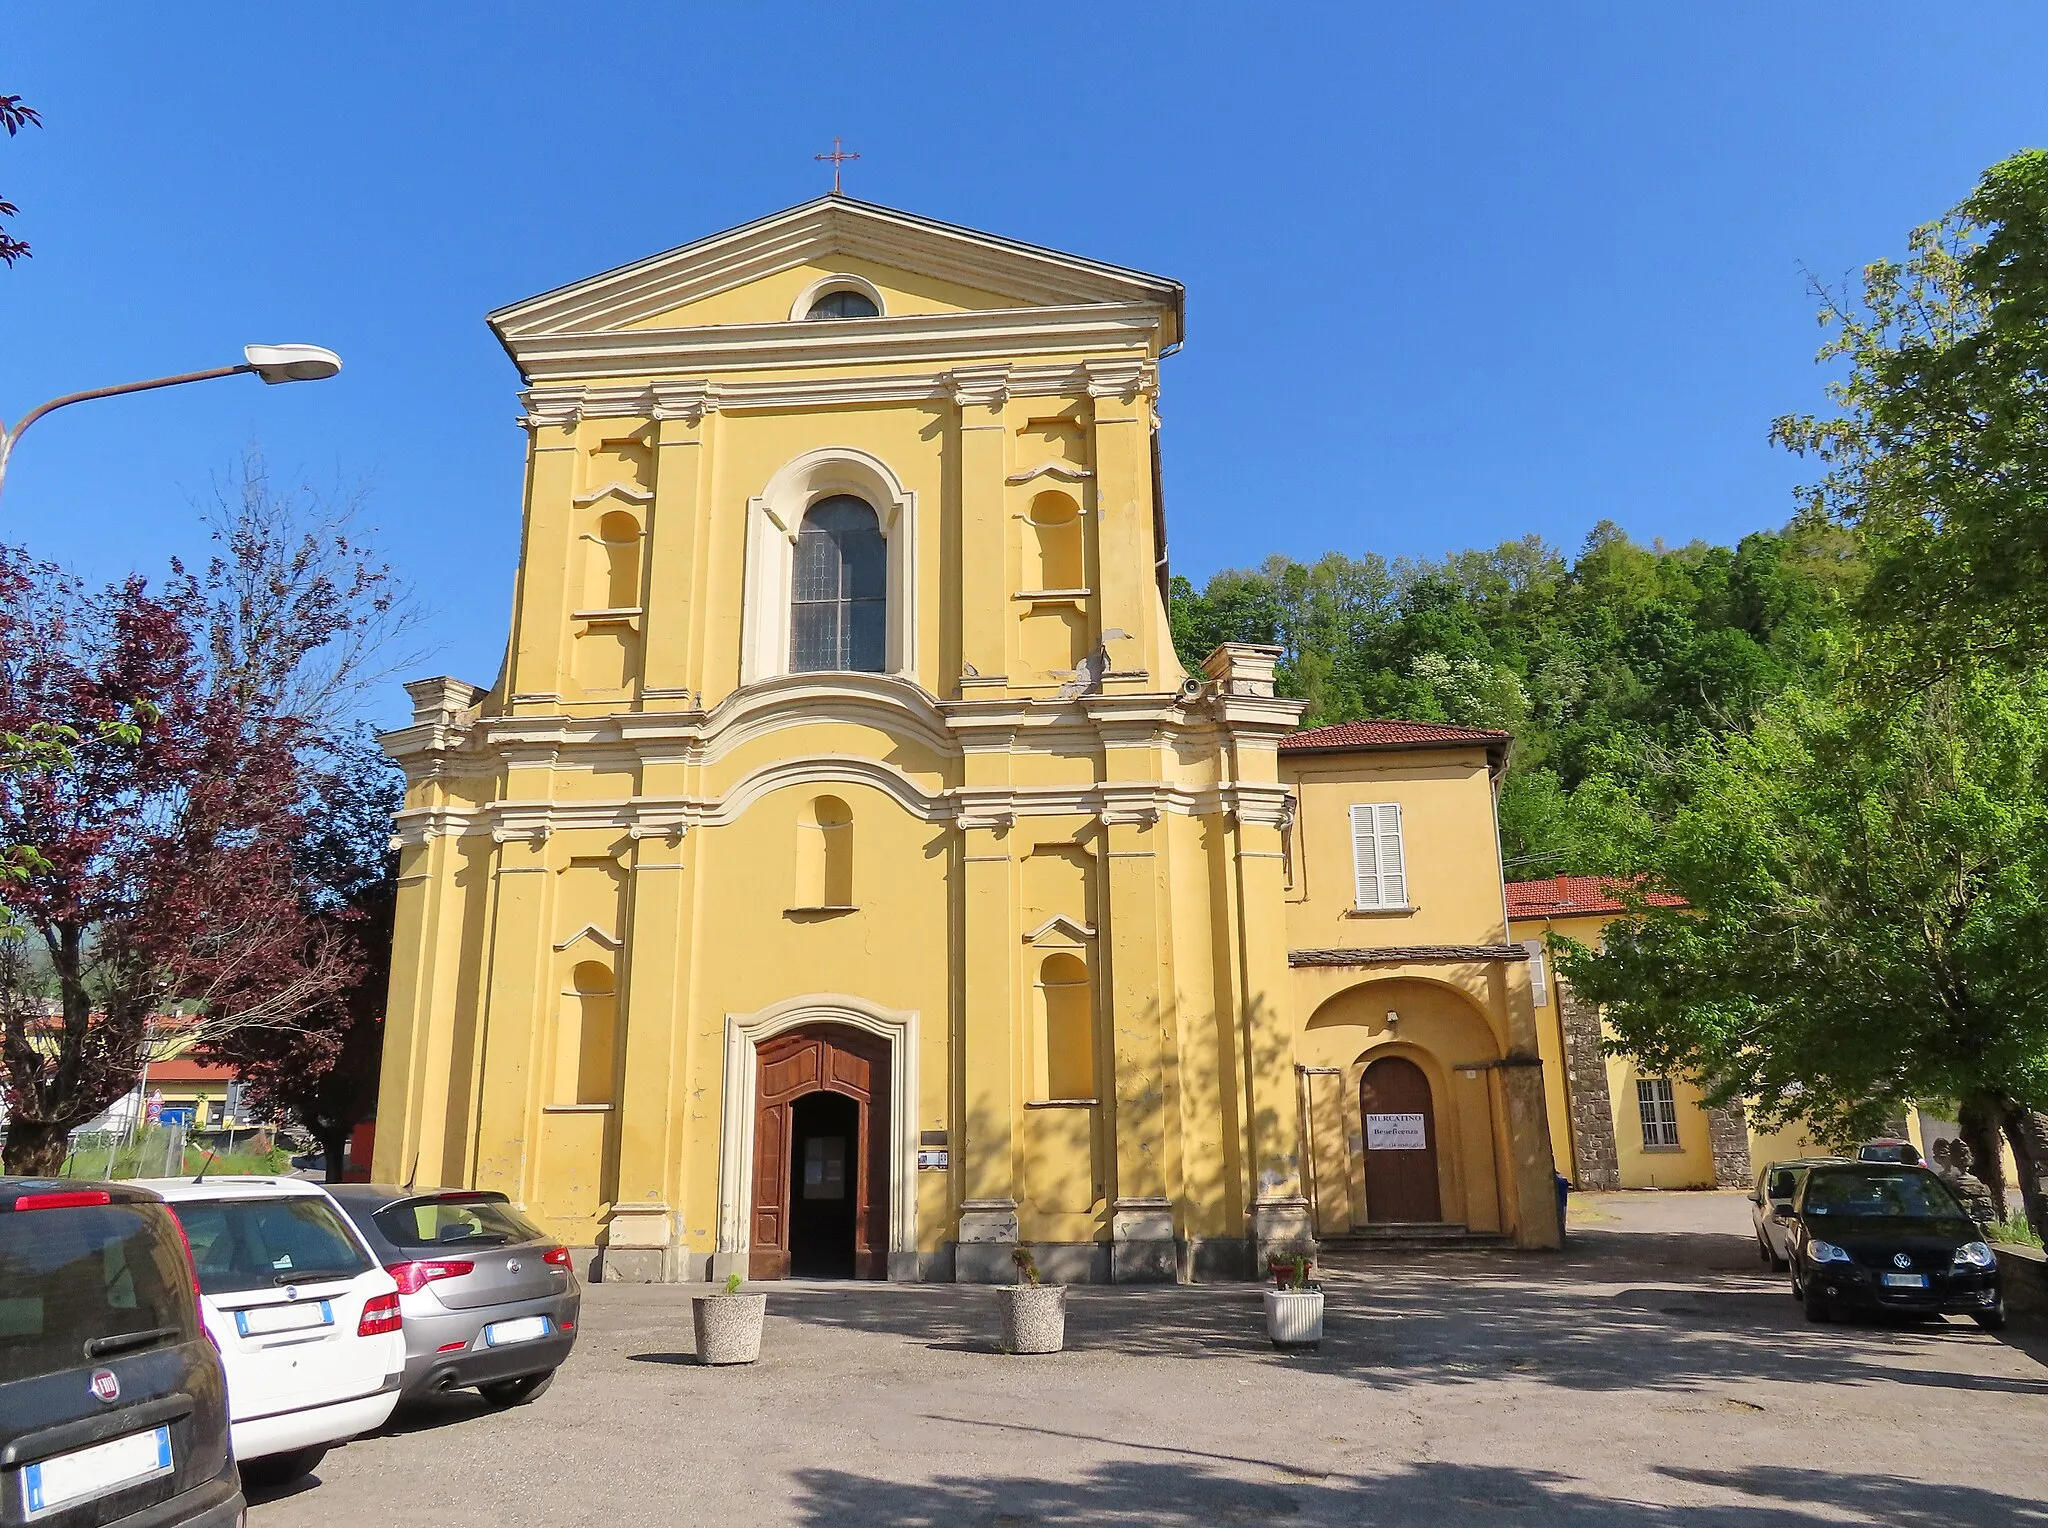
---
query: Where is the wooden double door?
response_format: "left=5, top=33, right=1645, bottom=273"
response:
left=1361, top=1055, right=1443, bottom=1223
left=748, top=1024, right=890, bottom=1280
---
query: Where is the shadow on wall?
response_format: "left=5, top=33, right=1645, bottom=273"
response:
left=758, top=1226, right=2048, bottom=1399
left=788, top=1458, right=2048, bottom=1527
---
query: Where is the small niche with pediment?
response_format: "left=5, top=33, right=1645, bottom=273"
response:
left=581, top=509, right=644, bottom=613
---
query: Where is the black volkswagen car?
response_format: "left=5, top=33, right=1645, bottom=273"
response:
left=1787, top=1163, right=2004, bottom=1329
left=0, top=1179, right=243, bottom=1526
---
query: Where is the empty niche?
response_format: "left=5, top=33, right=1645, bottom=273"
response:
left=1034, top=953, right=1095, bottom=1101
left=1019, top=416, right=1087, bottom=467
left=793, top=794, right=854, bottom=909
left=555, top=960, right=617, bottom=1106
left=1023, top=490, right=1084, bottom=591
left=583, top=509, right=643, bottom=611
left=587, top=435, right=652, bottom=495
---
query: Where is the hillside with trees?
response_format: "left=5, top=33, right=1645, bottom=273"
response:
left=1168, top=514, right=1862, bottom=873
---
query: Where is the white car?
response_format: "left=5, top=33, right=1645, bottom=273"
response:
left=137, top=1176, right=406, bottom=1485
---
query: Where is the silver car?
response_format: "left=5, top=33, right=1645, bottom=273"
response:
left=326, top=1185, right=579, bottom=1406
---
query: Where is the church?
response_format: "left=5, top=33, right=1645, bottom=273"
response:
left=372, top=195, right=1562, bottom=1282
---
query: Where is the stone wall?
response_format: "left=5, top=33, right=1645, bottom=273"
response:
left=1706, top=1101, right=1754, bottom=1188
left=1557, top=979, right=1620, bottom=1190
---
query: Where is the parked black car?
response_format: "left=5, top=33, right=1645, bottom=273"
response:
left=1787, top=1163, right=2004, bottom=1329
left=0, top=1179, right=244, bottom=1526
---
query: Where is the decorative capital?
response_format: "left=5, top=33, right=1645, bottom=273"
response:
left=948, top=364, right=1011, bottom=411
left=519, top=386, right=585, bottom=432
left=1083, top=357, right=1154, bottom=402
left=649, top=379, right=719, bottom=424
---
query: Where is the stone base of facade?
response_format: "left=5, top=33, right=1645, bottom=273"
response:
left=1111, top=1199, right=1177, bottom=1283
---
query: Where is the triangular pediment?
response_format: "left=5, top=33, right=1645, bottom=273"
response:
left=1023, top=914, right=1096, bottom=949
left=553, top=923, right=621, bottom=953
left=489, top=197, right=1182, bottom=345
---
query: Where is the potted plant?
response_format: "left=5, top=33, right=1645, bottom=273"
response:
left=692, top=1272, right=767, bottom=1365
left=1263, top=1255, right=1324, bottom=1348
left=996, top=1247, right=1066, bottom=1354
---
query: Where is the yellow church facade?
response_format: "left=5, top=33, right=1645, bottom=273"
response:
left=373, top=197, right=1560, bottom=1282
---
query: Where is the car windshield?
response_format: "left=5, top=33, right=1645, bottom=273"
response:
left=1803, top=1169, right=1964, bottom=1221
left=176, top=1196, right=372, bottom=1295
left=371, top=1194, right=547, bottom=1251
left=0, top=1201, right=197, bottom=1384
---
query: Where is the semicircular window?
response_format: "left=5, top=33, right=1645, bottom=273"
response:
left=805, top=288, right=881, bottom=320
left=790, top=495, right=887, bottom=673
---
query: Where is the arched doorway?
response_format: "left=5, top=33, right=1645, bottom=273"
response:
left=1361, top=1055, right=1442, bottom=1223
left=748, top=1023, right=890, bottom=1279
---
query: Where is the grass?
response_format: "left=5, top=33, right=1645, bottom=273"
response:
left=1987, top=1212, right=2043, bottom=1249
left=60, top=1129, right=293, bottom=1182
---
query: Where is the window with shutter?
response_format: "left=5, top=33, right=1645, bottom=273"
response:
left=1348, top=803, right=1408, bottom=909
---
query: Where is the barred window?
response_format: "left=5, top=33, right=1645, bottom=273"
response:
left=805, top=289, right=880, bottom=320
left=1637, top=1077, right=1681, bottom=1149
left=790, top=496, right=886, bottom=673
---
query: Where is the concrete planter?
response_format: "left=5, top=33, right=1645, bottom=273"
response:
left=997, top=1284, right=1066, bottom=1354
left=1263, top=1287, right=1324, bottom=1348
left=691, top=1292, right=767, bottom=1365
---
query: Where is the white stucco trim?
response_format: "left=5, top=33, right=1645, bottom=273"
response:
left=715, top=993, right=921, bottom=1281
left=786, top=273, right=888, bottom=322
left=740, top=447, right=919, bottom=688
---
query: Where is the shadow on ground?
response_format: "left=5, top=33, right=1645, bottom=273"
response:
left=787, top=1457, right=2048, bottom=1527
left=752, top=1226, right=2048, bottom=1399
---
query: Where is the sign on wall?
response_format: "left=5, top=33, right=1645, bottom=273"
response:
left=1365, top=1113, right=1428, bottom=1151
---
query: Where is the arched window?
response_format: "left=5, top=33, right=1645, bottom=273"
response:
left=805, top=288, right=880, bottom=320
left=1035, top=953, right=1095, bottom=1102
left=791, top=496, right=887, bottom=673
left=794, top=794, right=854, bottom=909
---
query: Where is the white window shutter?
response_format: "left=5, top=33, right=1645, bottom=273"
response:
left=1350, top=804, right=1380, bottom=908
left=1376, top=804, right=1406, bottom=907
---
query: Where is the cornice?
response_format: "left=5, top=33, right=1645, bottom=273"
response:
left=506, top=305, right=1163, bottom=385
left=516, top=360, right=1155, bottom=426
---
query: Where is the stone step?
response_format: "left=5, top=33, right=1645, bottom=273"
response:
left=1316, top=1224, right=1515, bottom=1255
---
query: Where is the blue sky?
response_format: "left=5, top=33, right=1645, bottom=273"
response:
left=3, top=6, right=2044, bottom=724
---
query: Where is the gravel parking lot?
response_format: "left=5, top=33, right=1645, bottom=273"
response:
left=248, top=1192, right=2048, bottom=1526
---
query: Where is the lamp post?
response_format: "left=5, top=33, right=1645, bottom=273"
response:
left=0, top=343, right=343, bottom=506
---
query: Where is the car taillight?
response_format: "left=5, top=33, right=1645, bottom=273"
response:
left=358, top=1293, right=402, bottom=1337
left=13, top=1189, right=112, bottom=1211
left=162, top=1206, right=204, bottom=1303
left=542, top=1246, right=572, bottom=1270
left=385, top=1259, right=474, bottom=1295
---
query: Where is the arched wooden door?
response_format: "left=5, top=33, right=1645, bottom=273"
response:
left=1360, top=1055, right=1443, bottom=1223
left=749, top=1024, right=890, bottom=1279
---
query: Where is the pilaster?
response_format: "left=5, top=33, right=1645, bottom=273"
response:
left=957, top=814, right=1020, bottom=1281
left=1087, top=360, right=1160, bottom=690
left=372, top=834, right=456, bottom=1184
left=471, top=829, right=554, bottom=1201
left=508, top=390, right=583, bottom=707
left=604, top=822, right=693, bottom=1281
left=952, top=365, right=1011, bottom=692
left=641, top=382, right=715, bottom=707
left=1102, top=808, right=1175, bottom=1281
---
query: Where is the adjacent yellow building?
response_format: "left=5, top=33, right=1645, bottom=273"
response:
left=374, top=196, right=1560, bottom=1282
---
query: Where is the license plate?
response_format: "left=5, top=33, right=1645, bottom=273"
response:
left=22, top=1424, right=172, bottom=1519
left=1882, top=1272, right=1928, bottom=1289
left=234, top=1299, right=333, bottom=1337
left=483, top=1315, right=551, bottom=1347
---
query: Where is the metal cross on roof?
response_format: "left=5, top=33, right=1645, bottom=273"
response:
left=815, top=136, right=859, bottom=196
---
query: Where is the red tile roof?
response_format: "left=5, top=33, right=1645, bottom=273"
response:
left=1277, top=720, right=1513, bottom=753
left=1505, top=874, right=1687, bottom=919
left=145, top=1058, right=237, bottom=1084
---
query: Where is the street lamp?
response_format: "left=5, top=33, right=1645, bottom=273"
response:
left=0, top=343, right=343, bottom=504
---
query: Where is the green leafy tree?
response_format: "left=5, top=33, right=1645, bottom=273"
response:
left=1773, top=149, right=2048, bottom=682
left=1555, top=674, right=2048, bottom=1235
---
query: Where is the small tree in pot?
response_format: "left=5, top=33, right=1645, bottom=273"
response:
left=996, top=1247, right=1065, bottom=1355
left=1263, top=1255, right=1324, bottom=1348
left=693, top=1272, right=767, bottom=1366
